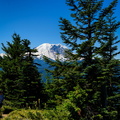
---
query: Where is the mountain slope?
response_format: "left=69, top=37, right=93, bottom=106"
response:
left=34, top=43, right=68, bottom=61
left=0, top=43, right=68, bottom=81
left=34, top=43, right=68, bottom=81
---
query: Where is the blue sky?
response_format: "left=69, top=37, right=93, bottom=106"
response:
left=0, top=0, right=120, bottom=57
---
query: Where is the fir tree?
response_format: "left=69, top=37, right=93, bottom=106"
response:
left=44, top=0, right=120, bottom=119
left=97, top=0, right=120, bottom=118
left=0, top=33, right=43, bottom=108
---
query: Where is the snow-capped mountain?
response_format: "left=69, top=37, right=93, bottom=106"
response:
left=34, top=43, right=68, bottom=61
left=34, top=43, right=68, bottom=81
left=0, top=53, right=6, bottom=57
left=0, top=43, right=68, bottom=61
left=0, top=43, right=68, bottom=81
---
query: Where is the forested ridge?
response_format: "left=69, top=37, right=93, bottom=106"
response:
left=0, top=0, right=120, bottom=119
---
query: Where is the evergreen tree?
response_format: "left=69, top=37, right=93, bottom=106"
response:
left=97, top=0, right=120, bottom=118
left=0, top=33, right=43, bottom=108
left=98, top=0, right=120, bottom=60
left=44, top=0, right=120, bottom=119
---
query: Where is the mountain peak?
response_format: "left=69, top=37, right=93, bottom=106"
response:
left=35, top=43, right=67, bottom=60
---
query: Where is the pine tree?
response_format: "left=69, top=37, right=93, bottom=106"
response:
left=44, top=0, right=120, bottom=119
left=58, top=0, right=104, bottom=118
left=0, top=33, right=43, bottom=108
left=97, top=0, right=120, bottom=118
left=44, top=0, right=104, bottom=117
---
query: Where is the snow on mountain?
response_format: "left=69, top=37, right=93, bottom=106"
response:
left=0, top=53, right=6, bottom=57
left=34, top=43, right=68, bottom=81
left=0, top=43, right=68, bottom=61
left=34, top=43, right=68, bottom=61
left=0, top=43, right=68, bottom=81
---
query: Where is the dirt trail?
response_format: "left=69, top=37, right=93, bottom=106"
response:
left=0, top=114, right=8, bottom=119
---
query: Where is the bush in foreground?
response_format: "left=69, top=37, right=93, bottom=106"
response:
left=2, top=109, right=44, bottom=120
left=2, top=107, right=70, bottom=120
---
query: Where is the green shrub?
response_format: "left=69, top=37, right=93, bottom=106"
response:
left=44, top=109, right=70, bottom=120
left=43, top=102, right=71, bottom=120
left=2, top=109, right=45, bottom=120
